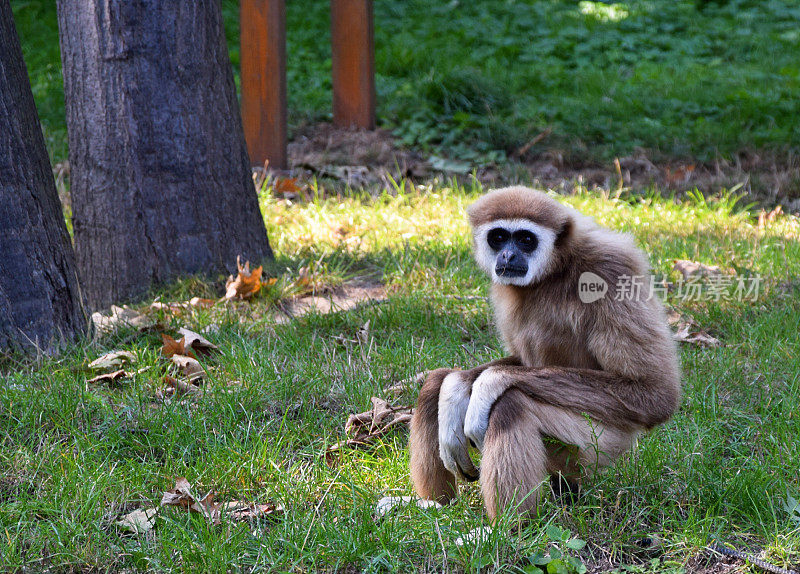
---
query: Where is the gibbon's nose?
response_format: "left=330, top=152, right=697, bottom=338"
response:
left=499, top=249, right=518, bottom=264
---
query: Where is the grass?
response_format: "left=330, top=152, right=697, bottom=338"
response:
left=11, top=0, right=800, bottom=165
left=2, top=180, right=800, bottom=572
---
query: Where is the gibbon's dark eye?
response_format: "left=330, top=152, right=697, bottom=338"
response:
left=487, top=228, right=510, bottom=250
left=513, top=230, right=538, bottom=253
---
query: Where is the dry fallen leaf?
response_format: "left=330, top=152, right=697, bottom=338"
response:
left=91, top=305, right=157, bottom=336
left=161, top=477, right=221, bottom=524
left=326, top=397, right=414, bottom=465
left=673, top=259, right=723, bottom=280
left=220, top=500, right=284, bottom=521
left=156, top=375, right=200, bottom=401
left=757, top=205, right=783, bottom=229
left=178, top=328, right=219, bottom=355
left=89, top=350, right=136, bottom=370
left=160, top=478, right=282, bottom=525
left=225, top=256, right=264, bottom=300
left=673, top=322, right=722, bottom=347
left=161, top=334, right=193, bottom=359
left=116, top=507, right=158, bottom=534
left=273, top=177, right=304, bottom=200
left=189, top=297, right=216, bottom=309
left=87, top=369, right=129, bottom=385
left=172, top=355, right=205, bottom=381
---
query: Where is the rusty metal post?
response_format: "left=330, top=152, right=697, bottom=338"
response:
left=331, top=0, right=375, bottom=129
left=240, top=0, right=287, bottom=169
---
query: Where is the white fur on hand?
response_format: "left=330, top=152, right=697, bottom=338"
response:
left=438, top=372, right=478, bottom=480
left=464, top=368, right=507, bottom=451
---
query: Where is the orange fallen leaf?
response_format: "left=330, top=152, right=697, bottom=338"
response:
left=188, top=297, right=216, bottom=308
left=225, top=256, right=263, bottom=300
left=274, top=177, right=302, bottom=197
left=757, top=205, right=783, bottom=229
left=161, top=334, right=194, bottom=359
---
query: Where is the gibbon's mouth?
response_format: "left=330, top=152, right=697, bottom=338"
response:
left=495, top=264, right=527, bottom=277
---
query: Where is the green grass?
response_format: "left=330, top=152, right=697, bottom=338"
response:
left=11, top=0, right=800, bottom=165
left=2, top=181, right=800, bottom=572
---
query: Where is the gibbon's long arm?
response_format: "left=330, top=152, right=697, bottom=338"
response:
left=464, top=366, right=678, bottom=450
left=464, top=314, right=681, bottom=450
left=437, top=355, right=522, bottom=480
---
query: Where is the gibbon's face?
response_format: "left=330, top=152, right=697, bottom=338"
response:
left=473, top=219, right=557, bottom=286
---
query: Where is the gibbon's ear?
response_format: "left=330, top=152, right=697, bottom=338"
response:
left=554, top=217, right=573, bottom=248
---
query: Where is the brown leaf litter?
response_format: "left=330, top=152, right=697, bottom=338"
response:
left=91, top=305, right=159, bottom=336
left=155, top=375, right=200, bottom=401
left=161, top=328, right=219, bottom=360
left=287, top=123, right=430, bottom=186
left=116, top=507, right=158, bottom=534
left=171, top=354, right=205, bottom=382
left=160, top=477, right=283, bottom=526
left=326, top=397, right=414, bottom=465
left=150, top=297, right=216, bottom=319
left=87, top=369, right=130, bottom=385
left=668, top=310, right=722, bottom=348
left=225, top=255, right=267, bottom=300
left=88, top=350, right=136, bottom=370
left=673, top=259, right=726, bottom=280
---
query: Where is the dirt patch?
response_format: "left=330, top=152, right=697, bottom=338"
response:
left=280, top=123, right=800, bottom=212
left=286, top=123, right=431, bottom=187
left=274, top=281, right=387, bottom=322
left=521, top=148, right=800, bottom=213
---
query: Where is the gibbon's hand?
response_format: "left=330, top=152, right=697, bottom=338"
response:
left=438, top=371, right=479, bottom=481
left=463, top=368, right=507, bottom=451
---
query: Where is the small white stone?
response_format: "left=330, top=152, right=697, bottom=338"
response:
left=455, top=526, right=493, bottom=547
left=375, top=496, right=442, bottom=517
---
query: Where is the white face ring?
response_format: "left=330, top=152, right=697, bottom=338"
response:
left=472, top=219, right=557, bottom=286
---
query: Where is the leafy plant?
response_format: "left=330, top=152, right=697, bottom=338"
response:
left=523, top=525, right=587, bottom=574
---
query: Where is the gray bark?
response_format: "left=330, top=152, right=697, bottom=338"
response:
left=0, top=1, right=86, bottom=353
left=57, top=0, right=273, bottom=311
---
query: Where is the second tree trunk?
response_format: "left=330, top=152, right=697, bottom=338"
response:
left=58, top=0, right=273, bottom=310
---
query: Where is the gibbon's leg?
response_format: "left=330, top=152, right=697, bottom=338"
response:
left=409, top=369, right=459, bottom=503
left=410, top=357, right=523, bottom=502
left=480, top=389, right=638, bottom=521
left=480, top=389, right=548, bottom=521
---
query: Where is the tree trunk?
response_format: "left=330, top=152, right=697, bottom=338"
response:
left=0, top=2, right=86, bottom=353
left=57, top=0, right=273, bottom=311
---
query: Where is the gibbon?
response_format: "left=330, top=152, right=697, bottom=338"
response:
left=409, top=186, right=681, bottom=521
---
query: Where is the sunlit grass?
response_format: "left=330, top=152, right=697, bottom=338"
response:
left=1, top=183, right=799, bottom=572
